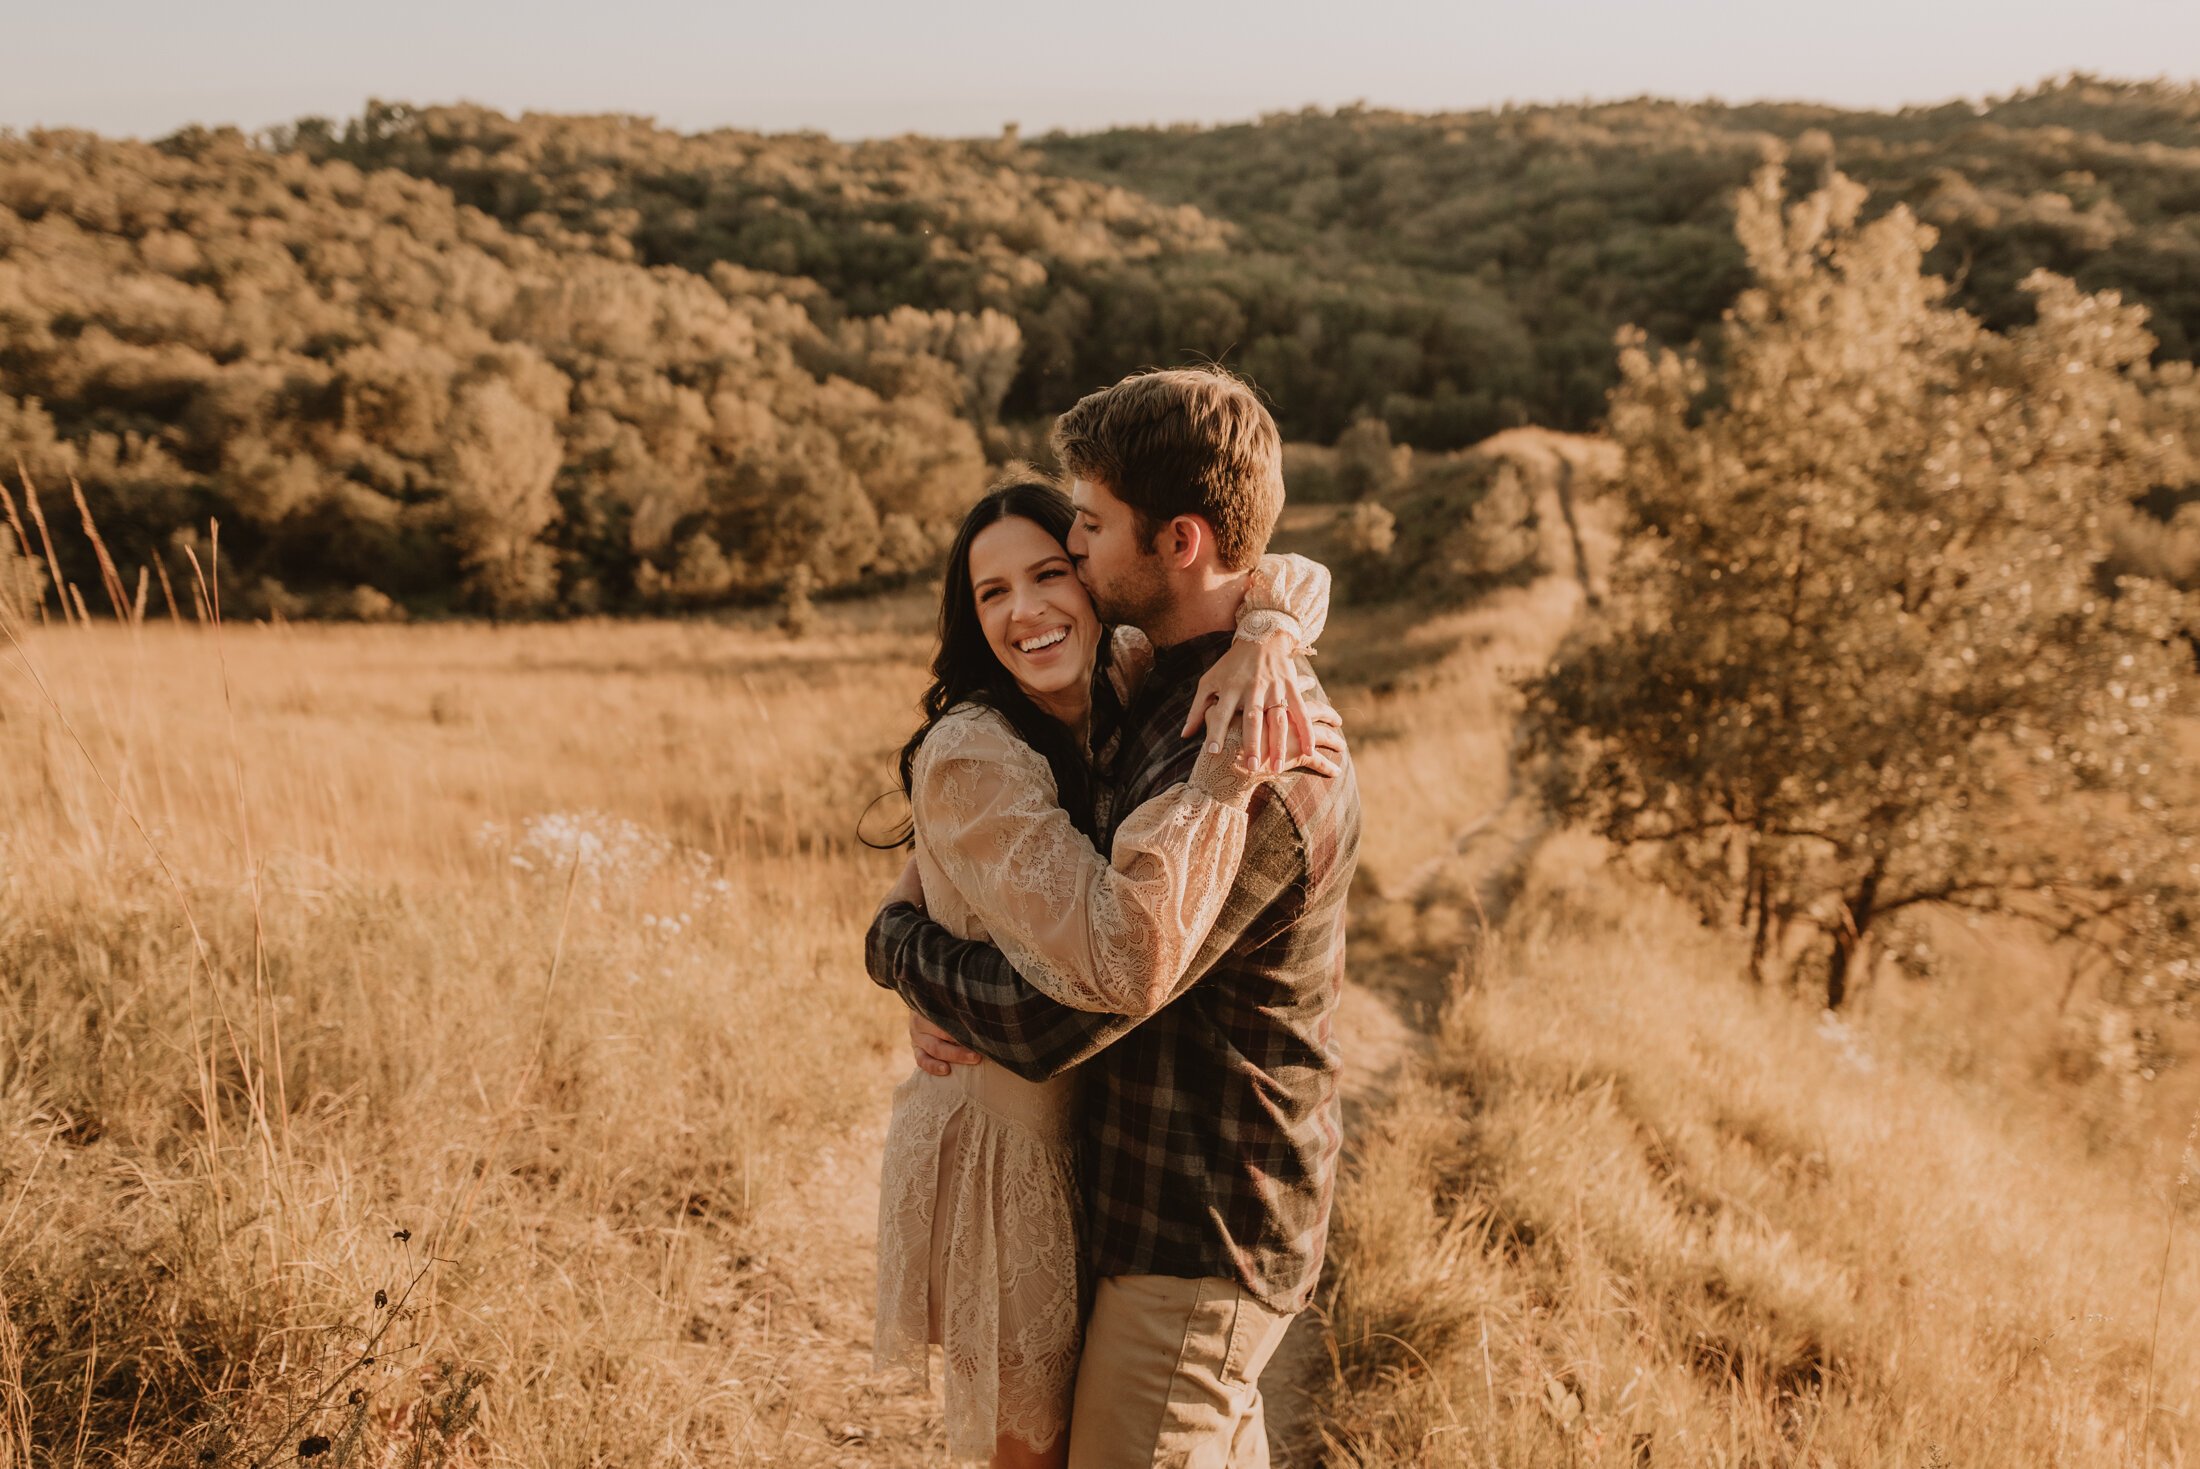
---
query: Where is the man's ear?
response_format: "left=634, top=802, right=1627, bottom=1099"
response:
left=1163, top=515, right=1215, bottom=571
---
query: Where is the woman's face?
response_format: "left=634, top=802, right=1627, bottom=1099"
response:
left=967, top=514, right=1101, bottom=714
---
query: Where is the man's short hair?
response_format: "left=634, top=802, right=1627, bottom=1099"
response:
left=1049, top=367, right=1284, bottom=572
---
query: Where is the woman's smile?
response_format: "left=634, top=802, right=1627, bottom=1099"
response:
left=1015, top=626, right=1070, bottom=656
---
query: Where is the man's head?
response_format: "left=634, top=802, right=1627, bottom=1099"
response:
left=1051, top=367, right=1284, bottom=629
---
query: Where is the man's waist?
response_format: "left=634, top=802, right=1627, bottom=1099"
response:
left=1083, top=1187, right=1335, bottom=1315
left=1076, top=1090, right=1343, bottom=1235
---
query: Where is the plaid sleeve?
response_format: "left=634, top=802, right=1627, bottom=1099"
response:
left=865, top=900, right=1138, bottom=1082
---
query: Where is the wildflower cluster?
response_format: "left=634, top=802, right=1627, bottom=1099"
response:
left=474, top=810, right=734, bottom=921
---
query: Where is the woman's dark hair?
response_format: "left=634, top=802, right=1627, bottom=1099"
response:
left=864, top=468, right=1116, bottom=849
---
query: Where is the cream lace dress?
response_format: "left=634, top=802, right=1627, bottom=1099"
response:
left=873, top=554, right=1330, bottom=1460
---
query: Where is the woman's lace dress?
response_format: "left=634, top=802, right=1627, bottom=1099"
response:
left=873, top=554, right=1330, bottom=1459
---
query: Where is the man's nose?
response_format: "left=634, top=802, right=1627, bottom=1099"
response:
left=1066, top=523, right=1088, bottom=558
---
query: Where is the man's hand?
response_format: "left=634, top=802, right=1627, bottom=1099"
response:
left=882, top=855, right=924, bottom=913
left=1182, top=630, right=1312, bottom=773
left=909, top=1012, right=983, bottom=1077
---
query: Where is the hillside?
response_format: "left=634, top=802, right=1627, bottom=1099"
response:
left=4, top=79, right=2199, bottom=620
left=1040, top=75, right=2200, bottom=434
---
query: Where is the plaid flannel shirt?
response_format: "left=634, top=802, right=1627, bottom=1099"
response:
left=865, top=630, right=1361, bottom=1312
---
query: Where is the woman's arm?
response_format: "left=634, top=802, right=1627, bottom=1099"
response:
left=1106, top=624, right=1155, bottom=704
left=912, top=710, right=1273, bottom=1018
left=1109, top=554, right=1332, bottom=708
left=1186, top=552, right=1338, bottom=766
left=1240, top=550, right=1332, bottom=650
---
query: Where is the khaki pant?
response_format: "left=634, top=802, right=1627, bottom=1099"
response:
left=1066, top=1274, right=1296, bottom=1469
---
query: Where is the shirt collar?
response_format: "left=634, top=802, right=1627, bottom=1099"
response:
left=1145, top=630, right=1237, bottom=699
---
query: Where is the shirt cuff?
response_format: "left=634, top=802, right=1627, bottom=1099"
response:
left=1188, top=742, right=1264, bottom=808
left=1235, top=607, right=1311, bottom=655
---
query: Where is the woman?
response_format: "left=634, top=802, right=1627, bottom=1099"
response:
left=872, top=470, right=1334, bottom=1466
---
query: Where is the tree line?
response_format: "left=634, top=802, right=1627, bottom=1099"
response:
left=1, top=77, right=2196, bottom=616
left=0, top=124, right=1023, bottom=615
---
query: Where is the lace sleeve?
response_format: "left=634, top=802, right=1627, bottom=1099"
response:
left=912, top=708, right=1257, bottom=1018
left=1237, top=551, right=1332, bottom=652
left=1107, top=624, right=1155, bottom=703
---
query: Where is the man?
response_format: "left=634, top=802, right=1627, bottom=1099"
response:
left=866, top=366, right=1361, bottom=1467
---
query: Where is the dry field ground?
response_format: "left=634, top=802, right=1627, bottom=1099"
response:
left=1, top=439, right=2195, bottom=1465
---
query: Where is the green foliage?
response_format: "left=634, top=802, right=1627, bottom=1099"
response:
left=1331, top=444, right=1545, bottom=605
left=1044, top=77, right=2200, bottom=439
left=5, top=82, right=2199, bottom=616
left=0, top=123, right=994, bottom=614
left=1526, top=162, right=2200, bottom=1011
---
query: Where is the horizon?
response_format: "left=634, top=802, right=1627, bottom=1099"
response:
left=8, top=0, right=2197, bottom=143
left=7, top=71, right=2193, bottom=149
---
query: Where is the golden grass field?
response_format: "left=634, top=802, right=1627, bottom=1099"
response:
left=1, top=442, right=2195, bottom=1465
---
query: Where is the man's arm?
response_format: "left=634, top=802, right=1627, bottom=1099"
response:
left=866, top=901, right=1138, bottom=1082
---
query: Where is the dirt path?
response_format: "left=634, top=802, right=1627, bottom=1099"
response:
left=1256, top=771, right=1551, bottom=1463
left=1260, top=436, right=1611, bottom=1462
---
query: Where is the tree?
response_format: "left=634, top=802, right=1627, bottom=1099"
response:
left=1334, top=416, right=1411, bottom=500
left=445, top=379, right=564, bottom=614
left=1526, top=162, right=2199, bottom=1012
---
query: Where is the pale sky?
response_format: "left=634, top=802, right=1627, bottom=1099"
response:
left=7, top=0, right=2196, bottom=141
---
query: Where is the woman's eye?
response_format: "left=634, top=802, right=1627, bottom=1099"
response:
left=978, top=586, right=1003, bottom=602
left=1038, top=568, right=1064, bottom=581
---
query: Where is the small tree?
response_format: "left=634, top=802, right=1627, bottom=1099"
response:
left=778, top=563, right=817, bottom=639
left=1334, top=416, right=1411, bottom=501
left=1527, top=162, right=2198, bottom=1010
left=669, top=530, right=736, bottom=604
left=1339, top=502, right=1398, bottom=559
left=445, top=380, right=562, bottom=616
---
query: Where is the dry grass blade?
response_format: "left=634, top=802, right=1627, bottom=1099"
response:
left=154, top=555, right=184, bottom=624
left=2139, top=1106, right=2200, bottom=1459
left=69, top=477, right=133, bottom=626
left=443, top=844, right=586, bottom=1248
left=186, top=526, right=293, bottom=1169
left=0, top=1291, right=28, bottom=1469
left=12, top=459, right=69, bottom=628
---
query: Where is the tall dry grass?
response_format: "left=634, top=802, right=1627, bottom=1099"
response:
left=3, top=450, right=2193, bottom=1466
left=1311, top=699, right=2200, bottom=1464
left=1296, top=438, right=2198, bottom=1468
left=1, top=593, right=936, bottom=1463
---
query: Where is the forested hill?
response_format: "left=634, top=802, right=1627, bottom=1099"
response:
left=1, top=77, right=2195, bottom=618
left=1039, top=76, right=2200, bottom=435
left=292, top=76, right=2200, bottom=447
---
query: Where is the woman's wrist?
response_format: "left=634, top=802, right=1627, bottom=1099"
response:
left=1189, top=745, right=1264, bottom=808
left=1234, top=607, right=1306, bottom=653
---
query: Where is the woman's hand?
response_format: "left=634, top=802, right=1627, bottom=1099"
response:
left=1295, top=700, right=1347, bottom=779
left=1181, top=630, right=1313, bottom=772
left=1268, top=699, right=1347, bottom=779
left=1189, top=695, right=1347, bottom=804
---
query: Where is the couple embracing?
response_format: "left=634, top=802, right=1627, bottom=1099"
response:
left=865, top=367, right=1361, bottom=1467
